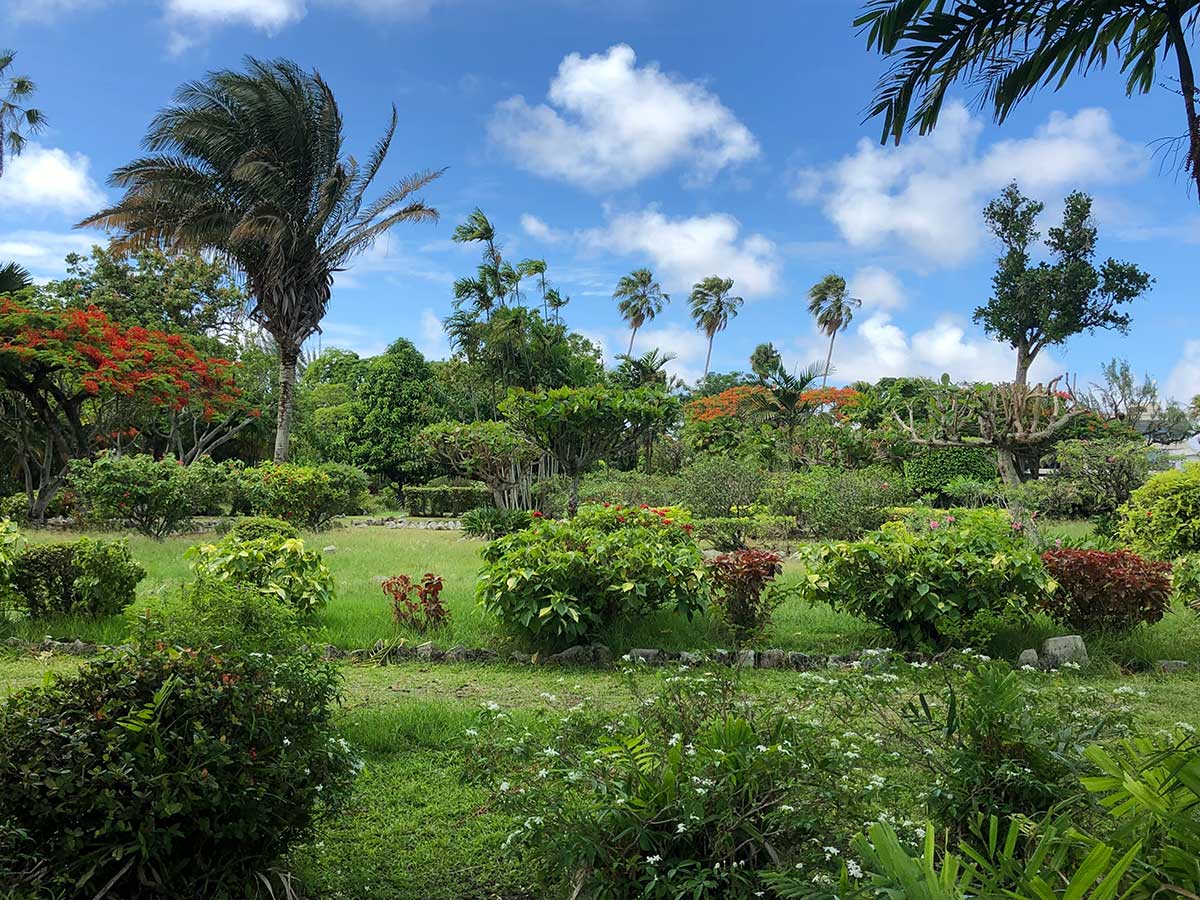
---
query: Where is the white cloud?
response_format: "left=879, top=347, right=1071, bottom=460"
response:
left=165, top=0, right=306, bottom=29
left=489, top=44, right=759, bottom=190
left=793, top=311, right=1061, bottom=385
left=847, top=265, right=906, bottom=311
left=799, top=104, right=1145, bottom=266
left=582, top=208, right=779, bottom=297
left=628, top=323, right=710, bottom=385
left=1166, top=339, right=1200, bottom=403
left=416, top=308, right=450, bottom=360
left=0, top=230, right=97, bottom=282
left=520, top=213, right=564, bottom=243
left=0, top=144, right=105, bottom=215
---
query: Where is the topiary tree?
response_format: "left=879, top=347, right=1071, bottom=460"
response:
left=417, top=420, right=538, bottom=509
left=499, top=386, right=679, bottom=516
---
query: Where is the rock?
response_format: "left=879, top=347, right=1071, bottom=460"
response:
left=1158, top=660, right=1190, bottom=673
left=549, top=645, right=593, bottom=666
left=473, top=648, right=498, bottom=662
left=711, top=649, right=732, bottom=666
left=679, top=651, right=705, bottom=666
left=757, top=649, right=785, bottom=669
left=1016, top=649, right=1039, bottom=669
left=629, top=648, right=660, bottom=665
left=5, top=636, right=28, bottom=648
left=416, top=641, right=435, bottom=661
left=322, top=644, right=344, bottom=660
left=591, top=644, right=614, bottom=668
left=445, top=645, right=469, bottom=662
left=786, top=651, right=815, bottom=671
left=734, top=649, right=756, bottom=668
left=323, top=545, right=337, bottom=553
left=509, top=651, right=531, bottom=664
left=66, top=639, right=95, bottom=656
left=348, top=649, right=371, bottom=662
left=1040, top=635, right=1089, bottom=669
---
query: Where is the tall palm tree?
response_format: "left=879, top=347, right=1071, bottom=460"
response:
left=689, top=275, right=743, bottom=379
left=614, top=268, right=668, bottom=356
left=856, top=1, right=1200, bottom=200
left=0, top=261, right=32, bottom=296
left=807, top=274, right=861, bottom=389
left=1, top=50, right=46, bottom=179
left=78, top=57, right=443, bottom=462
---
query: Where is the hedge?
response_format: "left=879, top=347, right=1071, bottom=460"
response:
left=903, top=446, right=997, bottom=498
left=403, top=484, right=491, bottom=517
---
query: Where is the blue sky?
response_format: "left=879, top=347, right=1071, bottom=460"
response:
left=2, top=0, right=1198, bottom=398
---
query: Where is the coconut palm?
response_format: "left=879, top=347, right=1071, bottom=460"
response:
left=77, top=57, right=443, bottom=461
left=1, top=50, right=46, bottom=179
left=807, top=274, right=861, bottom=389
left=749, top=341, right=783, bottom=381
left=614, top=268, right=668, bottom=356
left=745, top=361, right=825, bottom=466
left=689, top=275, right=743, bottom=379
left=0, top=261, right=32, bottom=296
left=857, top=1, right=1200, bottom=200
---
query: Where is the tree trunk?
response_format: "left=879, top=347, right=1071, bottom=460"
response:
left=822, top=332, right=836, bottom=388
left=997, top=447, right=1021, bottom=487
left=567, top=473, right=581, bottom=518
left=1013, top=343, right=1032, bottom=386
left=274, top=345, right=299, bottom=463
left=1166, top=6, right=1200, bottom=200
left=703, top=336, right=713, bottom=380
left=627, top=326, right=638, bottom=357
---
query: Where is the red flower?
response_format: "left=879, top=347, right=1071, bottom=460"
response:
left=531, top=510, right=544, bottom=518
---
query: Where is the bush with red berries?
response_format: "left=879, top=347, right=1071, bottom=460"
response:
left=1040, top=548, right=1172, bottom=632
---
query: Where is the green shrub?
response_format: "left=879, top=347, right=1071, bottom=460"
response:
left=68, top=453, right=231, bottom=537
left=129, top=578, right=307, bottom=658
left=402, top=482, right=491, bottom=517
left=9, top=538, right=144, bottom=618
left=0, top=518, right=25, bottom=612
left=942, top=474, right=1003, bottom=508
left=1055, top=438, right=1152, bottom=518
left=317, top=461, right=371, bottom=515
left=677, top=455, right=765, bottom=517
left=460, top=506, right=532, bottom=539
left=798, top=508, right=1050, bottom=649
left=0, top=643, right=356, bottom=897
left=187, top=533, right=335, bottom=616
left=765, top=466, right=906, bottom=539
left=691, top=515, right=793, bottom=551
left=577, top=469, right=686, bottom=510
left=237, top=461, right=361, bottom=530
left=477, top=504, right=707, bottom=646
left=1118, top=464, right=1200, bottom=559
left=222, top=515, right=302, bottom=542
left=0, top=494, right=27, bottom=523
left=1003, top=476, right=1088, bottom=520
left=1040, top=548, right=1173, bottom=632
left=903, top=446, right=996, bottom=501
left=1175, top=554, right=1200, bottom=613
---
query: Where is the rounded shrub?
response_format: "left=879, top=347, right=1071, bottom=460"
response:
left=477, top=504, right=707, bottom=646
left=1118, top=464, right=1200, bottom=559
left=902, top=446, right=996, bottom=501
left=1040, top=548, right=1172, bottom=632
left=9, top=537, right=144, bottom=618
left=460, top=506, right=532, bottom=540
left=186, top=533, right=335, bottom=616
left=0, top=643, right=356, bottom=897
left=224, top=515, right=302, bottom=542
left=237, top=462, right=362, bottom=530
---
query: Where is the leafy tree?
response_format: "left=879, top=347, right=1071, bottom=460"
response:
left=689, top=276, right=743, bottom=379
left=976, top=183, right=1152, bottom=385
left=612, top=349, right=684, bottom=474
left=0, top=50, right=46, bottom=179
left=79, top=57, right=443, bottom=462
left=350, top=339, right=441, bottom=486
left=500, top=385, right=679, bottom=516
left=749, top=342, right=782, bottom=381
left=0, top=301, right=250, bottom=519
left=689, top=370, right=756, bottom=400
left=35, top=247, right=248, bottom=341
left=0, top=262, right=32, bottom=296
left=807, top=273, right=862, bottom=388
left=418, top=420, right=538, bottom=509
left=857, top=0, right=1200, bottom=200
left=289, top=349, right=367, bottom=465
left=744, top=362, right=826, bottom=466
left=614, top=268, right=668, bottom=356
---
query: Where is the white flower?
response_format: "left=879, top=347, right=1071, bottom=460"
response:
left=499, top=781, right=510, bottom=792
left=676, top=823, right=687, bottom=833
left=464, top=728, right=478, bottom=737
left=646, top=855, right=662, bottom=865
left=847, top=860, right=864, bottom=879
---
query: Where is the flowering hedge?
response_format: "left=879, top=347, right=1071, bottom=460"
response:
left=1040, top=548, right=1172, bottom=632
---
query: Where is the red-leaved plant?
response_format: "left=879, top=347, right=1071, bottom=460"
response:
left=382, top=573, right=449, bottom=633
left=1040, top=548, right=1172, bottom=632
left=707, top=549, right=784, bottom=642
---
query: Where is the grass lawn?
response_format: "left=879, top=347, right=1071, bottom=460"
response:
left=10, top=522, right=1200, bottom=667
left=2, top=651, right=1198, bottom=899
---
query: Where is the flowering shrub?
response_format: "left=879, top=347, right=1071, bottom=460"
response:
left=69, top=452, right=231, bottom=537
left=707, top=548, right=784, bottom=641
left=1040, top=548, right=1172, bottom=632
left=798, top=509, right=1050, bottom=648
left=383, top=572, right=450, bottom=633
left=1118, top=463, right=1200, bottom=559
left=9, top=537, right=144, bottom=618
left=237, top=461, right=366, bottom=530
left=477, top=503, right=707, bottom=646
left=0, top=643, right=356, bottom=896
left=186, top=533, right=334, bottom=616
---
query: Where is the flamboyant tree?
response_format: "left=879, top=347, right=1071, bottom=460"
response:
left=0, top=300, right=252, bottom=519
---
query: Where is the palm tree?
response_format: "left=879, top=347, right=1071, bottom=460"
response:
left=615, top=348, right=682, bottom=392
left=807, top=274, right=861, bottom=389
left=749, top=341, right=782, bottom=381
left=0, top=261, right=32, bottom=295
left=745, top=361, right=825, bottom=466
left=689, top=275, right=743, bottom=379
left=1, top=50, right=46, bottom=179
left=856, top=1, right=1200, bottom=200
left=78, top=58, right=442, bottom=462
left=614, top=268, right=668, bottom=356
